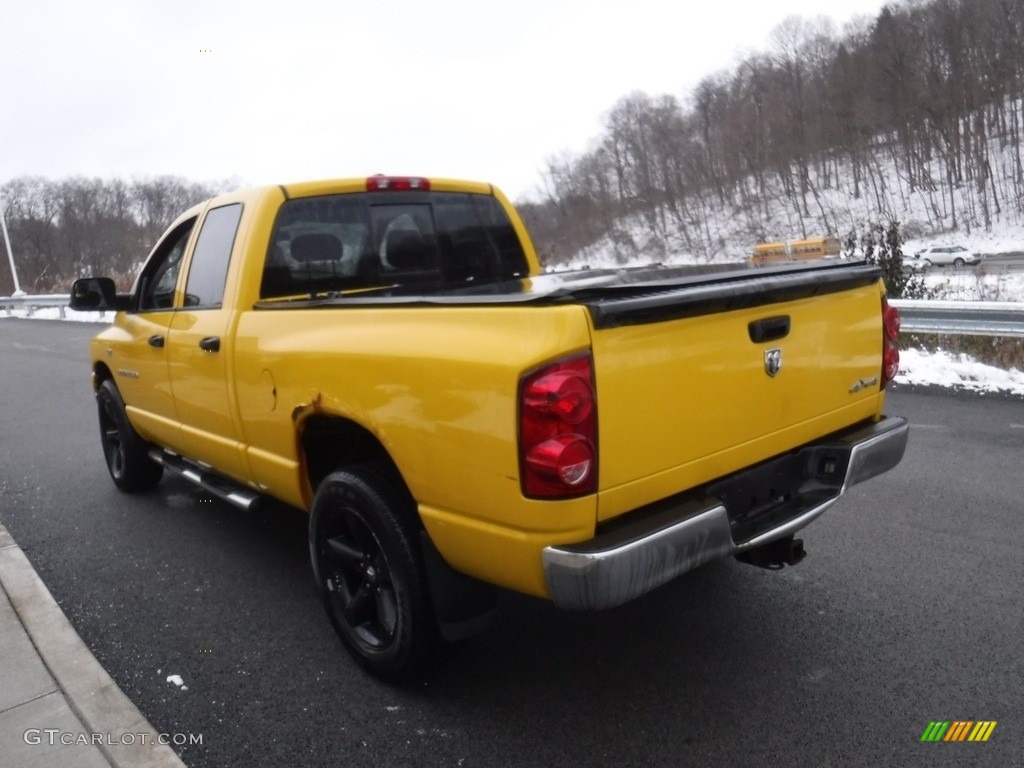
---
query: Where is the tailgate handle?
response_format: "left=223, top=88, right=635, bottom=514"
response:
left=749, top=316, right=790, bottom=343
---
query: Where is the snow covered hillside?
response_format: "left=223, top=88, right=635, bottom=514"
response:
left=542, top=93, right=1024, bottom=278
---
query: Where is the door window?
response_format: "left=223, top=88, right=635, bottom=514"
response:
left=138, top=219, right=196, bottom=311
left=183, top=204, right=243, bottom=308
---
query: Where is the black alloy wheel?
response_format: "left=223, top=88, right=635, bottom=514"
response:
left=323, top=506, right=399, bottom=649
left=96, top=379, right=163, bottom=492
left=99, top=392, right=127, bottom=480
left=310, top=465, right=436, bottom=680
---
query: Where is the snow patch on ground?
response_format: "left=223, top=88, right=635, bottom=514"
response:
left=920, top=270, right=1024, bottom=302
left=1, top=306, right=115, bottom=323
left=897, top=348, right=1024, bottom=396
left=166, top=674, right=188, bottom=691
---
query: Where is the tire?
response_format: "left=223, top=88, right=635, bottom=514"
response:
left=309, top=464, right=437, bottom=680
left=96, top=379, right=163, bottom=492
left=953, top=257, right=965, bottom=267
left=923, top=258, right=933, bottom=268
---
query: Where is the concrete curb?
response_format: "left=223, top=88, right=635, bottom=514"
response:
left=0, top=523, right=187, bottom=768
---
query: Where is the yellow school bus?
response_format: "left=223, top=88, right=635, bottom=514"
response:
left=751, top=237, right=841, bottom=265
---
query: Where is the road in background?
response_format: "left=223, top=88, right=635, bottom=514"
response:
left=907, top=252, right=1024, bottom=273
left=1, top=319, right=1021, bottom=767
left=977, top=253, right=1024, bottom=272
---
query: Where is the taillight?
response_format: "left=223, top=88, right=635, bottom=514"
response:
left=519, top=355, right=597, bottom=498
left=881, top=298, right=901, bottom=389
left=366, top=175, right=431, bottom=191
left=883, top=302, right=901, bottom=341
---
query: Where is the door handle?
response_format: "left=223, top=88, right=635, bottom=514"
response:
left=148, top=334, right=165, bottom=348
left=199, top=336, right=221, bottom=352
left=748, top=316, right=791, bottom=343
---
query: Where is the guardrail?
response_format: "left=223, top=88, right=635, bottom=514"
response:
left=0, top=293, right=72, bottom=319
left=2, top=293, right=1023, bottom=337
left=889, top=299, right=1024, bottom=338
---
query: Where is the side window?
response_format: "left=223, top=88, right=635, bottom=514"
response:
left=138, top=219, right=196, bottom=311
left=183, top=204, right=243, bottom=308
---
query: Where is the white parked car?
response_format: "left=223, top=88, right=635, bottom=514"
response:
left=901, top=253, right=928, bottom=272
left=915, top=245, right=981, bottom=267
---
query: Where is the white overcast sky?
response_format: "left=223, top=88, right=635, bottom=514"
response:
left=3, top=0, right=890, bottom=201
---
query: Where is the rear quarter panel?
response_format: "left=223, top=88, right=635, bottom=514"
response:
left=232, top=305, right=597, bottom=596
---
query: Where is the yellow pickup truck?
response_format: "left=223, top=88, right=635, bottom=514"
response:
left=70, top=176, right=908, bottom=679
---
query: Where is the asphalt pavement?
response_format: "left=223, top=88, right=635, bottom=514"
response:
left=0, top=318, right=1021, bottom=768
left=0, top=521, right=185, bottom=768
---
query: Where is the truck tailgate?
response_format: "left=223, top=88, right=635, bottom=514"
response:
left=587, top=265, right=885, bottom=522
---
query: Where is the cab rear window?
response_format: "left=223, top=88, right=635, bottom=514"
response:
left=260, top=192, right=529, bottom=299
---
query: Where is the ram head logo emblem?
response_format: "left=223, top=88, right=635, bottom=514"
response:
left=764, top=348, right=783, bottom=377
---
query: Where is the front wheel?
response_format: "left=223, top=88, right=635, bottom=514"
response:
left=309, top=464, right=437, bottom=680
left=953, top=257, right=966, bottom=267
left=96, top=379, right=163, bottom=492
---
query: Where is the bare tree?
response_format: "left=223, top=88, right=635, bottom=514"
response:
left=527, top=0, right=1024, bottom=267
left=1, top=176, right=228, bottom=293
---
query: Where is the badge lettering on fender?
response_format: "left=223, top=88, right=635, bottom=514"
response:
left=849, top=376, right=879, bottom=393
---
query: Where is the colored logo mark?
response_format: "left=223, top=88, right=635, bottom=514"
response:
left=920, top=721, right=997, bottom=742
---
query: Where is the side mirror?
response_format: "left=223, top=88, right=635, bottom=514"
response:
left=69, top=277, right=132, bottom=312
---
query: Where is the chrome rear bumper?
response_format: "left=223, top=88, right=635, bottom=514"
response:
left=542, top=416, right=909, bottom=610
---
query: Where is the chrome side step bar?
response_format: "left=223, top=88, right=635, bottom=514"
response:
left=148, top=449, right=262, bottom=512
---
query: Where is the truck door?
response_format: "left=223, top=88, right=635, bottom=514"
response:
left=165, top=203, right=250, bottom=482
left=116, top=217, right=196, bottom=449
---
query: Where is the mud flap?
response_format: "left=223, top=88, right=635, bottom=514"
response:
left=420, top=532, right=498, bottom=642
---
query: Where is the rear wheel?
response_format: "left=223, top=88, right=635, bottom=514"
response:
left=309, top=464, right=437, bottom=680
left=96, top=379, right=163, bottom=492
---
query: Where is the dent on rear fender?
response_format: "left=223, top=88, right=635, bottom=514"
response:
left=291, top=391, right=323, bottom=422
